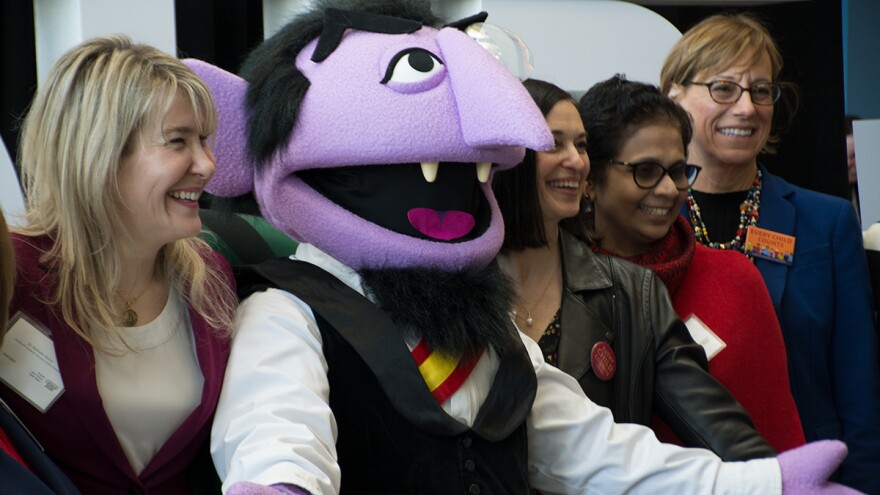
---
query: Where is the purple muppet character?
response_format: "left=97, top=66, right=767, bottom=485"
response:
left=186, top=1, right=859, bottom=494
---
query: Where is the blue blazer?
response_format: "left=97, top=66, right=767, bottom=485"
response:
left=0, top=399, right=80, bottom=495
left=684, top=165, right=880, bottom=493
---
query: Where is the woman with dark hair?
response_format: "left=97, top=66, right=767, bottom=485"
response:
left=494, top=78, right=775, bottom=460
left=662, top=13, right=880, bottom=492
left=579, top=74, right=804, bottom=452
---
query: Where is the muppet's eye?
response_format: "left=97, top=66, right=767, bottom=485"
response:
left=381, top=48, right=444, bottom=85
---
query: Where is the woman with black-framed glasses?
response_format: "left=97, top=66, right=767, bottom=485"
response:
left=579, top=74, right=805, bottom=454
left=686, top=80, right=782, bottom=107
left=662, top=13, right=880, bottom=493
left=608, top=159, right=701, bottom=191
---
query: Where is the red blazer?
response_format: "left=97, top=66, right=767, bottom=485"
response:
left=0, top=234, right=232, bottom=494
left=670, top=244, right=805, bottom=452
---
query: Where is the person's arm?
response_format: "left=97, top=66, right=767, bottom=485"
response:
left=645, top=270, right=776, bottom=460
left=523, top=333, right=782, bottom=494
left=211, top=289, right=339, bottom=495
left=522, top=333, right=860, bottom=494
left=829, top=202, right=880, bottom=493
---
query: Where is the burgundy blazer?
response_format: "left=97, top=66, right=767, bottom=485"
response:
left=0, top=234, right=232, bottom=494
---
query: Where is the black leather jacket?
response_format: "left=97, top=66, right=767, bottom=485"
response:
left=556, top=228, right=775, bottom=461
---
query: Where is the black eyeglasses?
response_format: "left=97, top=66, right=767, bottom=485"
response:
left=609, top=160, right=701, bottom=191
left=686, top=80, right=781, bottom=106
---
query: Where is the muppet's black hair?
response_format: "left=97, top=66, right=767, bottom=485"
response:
left=239, top=0, right=441, bottom=167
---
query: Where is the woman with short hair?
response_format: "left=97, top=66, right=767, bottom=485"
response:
left=662, top=14, right=880, bottom=492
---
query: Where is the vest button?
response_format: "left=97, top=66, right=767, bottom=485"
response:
left=462, top=436, right=473, bottom=448
left=465, top=459, right=476, bottom=472
left=468, top=483, right=481, bottom=494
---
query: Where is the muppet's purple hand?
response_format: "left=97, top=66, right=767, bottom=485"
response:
left=226, top=481, right=312, bottom=495
left=779, top=440, right=864, bottom=494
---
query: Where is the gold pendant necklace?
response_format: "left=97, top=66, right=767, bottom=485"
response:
left=119, top=283, right=150, bottom=327
left=122, top=302, right=139, bottom=327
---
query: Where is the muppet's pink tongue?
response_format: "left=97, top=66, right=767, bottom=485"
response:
left=407, top=208, right=475, bottom=241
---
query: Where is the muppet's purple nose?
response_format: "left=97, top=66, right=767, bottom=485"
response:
left=437, top=28, right=553, bottom=153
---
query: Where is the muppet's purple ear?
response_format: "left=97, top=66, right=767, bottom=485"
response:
left=183, top=59, right=255, bottom=196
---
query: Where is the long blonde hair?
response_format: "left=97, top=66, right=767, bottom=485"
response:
left=16, top=35, right=236, bottom=347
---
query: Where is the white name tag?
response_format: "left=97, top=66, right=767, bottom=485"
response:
left=683, top=314, right=727, bottom=361
left=0, top=312, right=65, bottom=412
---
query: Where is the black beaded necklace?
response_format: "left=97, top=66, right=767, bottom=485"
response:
left=686, top=168, right=763, bottom=259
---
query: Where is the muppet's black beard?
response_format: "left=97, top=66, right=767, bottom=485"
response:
left=359, top=263, right=518, bottom=359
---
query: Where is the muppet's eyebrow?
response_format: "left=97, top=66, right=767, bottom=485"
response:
left=443, top=11, right=488, bottom=30
left=311, top=9, right=491, bottom=63
left=311, top=8, right=422, bottom=62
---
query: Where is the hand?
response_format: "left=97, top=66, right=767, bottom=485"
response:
left=778, top=440, right=864, bottom=494
left=226, top=481, right=312, bottom=495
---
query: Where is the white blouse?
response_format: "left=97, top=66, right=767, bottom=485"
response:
left=95, top=291, right=203, bottom=475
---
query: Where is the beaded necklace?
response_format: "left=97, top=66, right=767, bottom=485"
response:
left=686, top=168, right=762, bottom=259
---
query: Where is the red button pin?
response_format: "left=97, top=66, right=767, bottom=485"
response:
left=591, top=341, right=616, bottom=381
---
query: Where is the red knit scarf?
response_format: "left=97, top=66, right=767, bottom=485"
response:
left=592, top=215, right=695, bottom=296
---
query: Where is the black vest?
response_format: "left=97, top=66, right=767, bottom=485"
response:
left=238, top=258, right=537, bottom=494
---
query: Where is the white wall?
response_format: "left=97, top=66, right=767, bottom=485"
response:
left=34, top=0, right=176, bottom=84
left=483, top=0, right=681, bottom=93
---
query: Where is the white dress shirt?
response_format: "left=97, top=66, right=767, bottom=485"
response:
left=211, top=243, right=781, bottom=495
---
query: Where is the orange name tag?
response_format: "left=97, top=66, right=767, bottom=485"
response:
left=744, top=226, right=796, bottom=265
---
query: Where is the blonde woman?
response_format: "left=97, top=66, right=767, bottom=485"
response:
left=0, top=35, right=236, bottom=493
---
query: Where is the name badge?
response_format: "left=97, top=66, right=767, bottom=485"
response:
left=683, top=314, right=726, bottom=361
left=0, top=312, right=65, bottom=412
left=744, top=226, right=796, bottom=265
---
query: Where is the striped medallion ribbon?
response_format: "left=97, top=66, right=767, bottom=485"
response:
left=411, top=338, right=483, bottom=404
